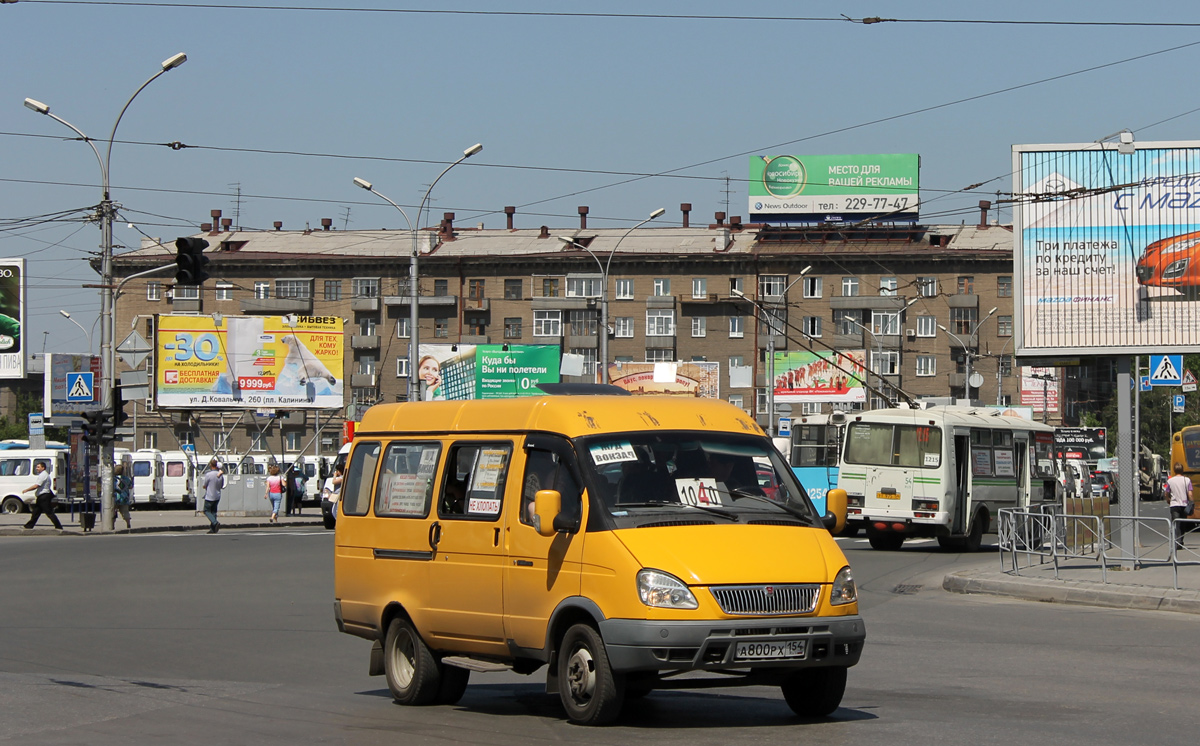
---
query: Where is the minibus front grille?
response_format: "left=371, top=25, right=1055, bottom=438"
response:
left=710, top=584, right=820, bottom=616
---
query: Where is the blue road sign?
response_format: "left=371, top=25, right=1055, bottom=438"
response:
left=1140, top=376, right=1152, bottom=392
left=65, top=372, right=95, bottom=402
left=1149, top=354, right=1183, bottom=386
left=1174, top=394, right=1186, bottom=413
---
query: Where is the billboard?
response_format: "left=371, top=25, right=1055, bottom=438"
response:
left=44, top=353, right=102, bottom=418
left=607, top=361, right=721, bottom=397
left=0, top=258, right=25, bottom=379
left=1020, top=366, right=1060, bottom=414
left=772, top=350, right=867, bottom=404
left=1054, top=427, right=1108, bottom=462
left=748, top=154, right=919, bottom=222
left=1014, top=140, right=1200, bottom=354
left=418, top=344, right=560, bottom=400
left=156, top=315, right=344, bottom=408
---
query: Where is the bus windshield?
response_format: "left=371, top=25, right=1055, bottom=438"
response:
left=1180, top=428, right=1200, bottom=471
left=579, top=432, right=820, bottom=528
left=844, top=422, right=943, bottom=468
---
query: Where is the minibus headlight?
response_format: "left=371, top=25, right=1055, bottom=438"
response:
left=830, top=566, right=858, bottom=606
left=636, top=569, right=698, bottom=609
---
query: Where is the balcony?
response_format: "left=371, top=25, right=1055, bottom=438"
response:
left=943, top=332, right=979, bottom=349
left=757, top=333, right=787, bottom=350
left=350, top=335, right=380, bottom=350
left=530, top=296, right=592, bottom=311
left=240, top=297, right=313, bottom=315
left=351, top=297, right=380, bottom=312
left=171, top=298, right=202, bottom=312
left=567, top=335, right=598, bottom=348
left=350, top=373, right=377, bottom=388
left=383, top=294, right=458, bottom=308
left=463, top=297, right=490, bottom=311
left=681, top=293, right=723, bottom=304
left=645, top=296, right=676, bottom=309
left=947, top=294, right=979, bottom=309
left=460, top=334, right=490, bottom=344
left=645, top=335, right=676, bottom=349
left=829, top=295, right=909, bottom=312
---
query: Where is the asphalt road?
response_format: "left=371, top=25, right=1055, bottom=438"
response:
left=1, top=528, right=1195, bottom=745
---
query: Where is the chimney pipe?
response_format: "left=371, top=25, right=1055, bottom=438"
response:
left=578, top=206, right=589, bottom=230
left=321, top=218, right=333, bottom=231
left=504, top=206, right=516, bottom=230
left=441, top=212, right=455, bottom=239
left=221, top=218, right=232, bottom=231
left=200, top=223, right=213, bottom=233
left=538, top=225, right=550, bottom=239
left=978, top=200, right=991, bottom=228
left=680, top=203, right=692, bottom=229
left=210, top=209, right=222, bottom=225
left=273, top=221, right=283, bottom=231
left=714, top=211, right=726, bottom=226
left=730, top=216, right=742, bottom=231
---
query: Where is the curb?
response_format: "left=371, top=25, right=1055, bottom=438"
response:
left=0, top=520, right=325, bottom=537
left=943, top=569, right=1200, bottom=615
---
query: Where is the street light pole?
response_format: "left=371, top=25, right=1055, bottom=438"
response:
left=557, top=208, right=665, bottom=383
left=938, top=306, right=997, bottom=405
left=59, top=310, right=93, bottom=353
left=25, top=52, right=187, bottom=533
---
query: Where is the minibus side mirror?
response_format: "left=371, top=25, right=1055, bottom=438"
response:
left=824, top=488, right=848, bottom=534
left=534, top=489, right=562, bottom=537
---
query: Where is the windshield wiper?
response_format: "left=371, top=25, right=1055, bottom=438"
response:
left=726, top=488, right=815, bottom=524
left=614, top=502, right=739, bottom=521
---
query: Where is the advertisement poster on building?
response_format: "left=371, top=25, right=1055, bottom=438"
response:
left=156, top=314, right=344, bottom=408
left=0, top=258, right=25, bottom=379
left=1014, top=141, right=1200, bottom=355
left=606, top=361, right=720, bottom=397
left=772, top=349, right=867, bottom=404
left=1019, top=366, right=1060, bottom=414
left=748, top=154, right=919, bottom=222
left=419, top=344, right=561, bottom=400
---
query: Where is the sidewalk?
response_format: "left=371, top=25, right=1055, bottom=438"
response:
left=0, top=505, right=324, bottom=536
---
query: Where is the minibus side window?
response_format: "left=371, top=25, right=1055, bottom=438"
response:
left=341, top=442, right=381, bottom=516
left=33, top=459, right=52, bottom=474
left=520, top=449, right=582, bottom=527
left=166, top=462, right=185, bottom=478
left=0, top=458, right=27, bottom=476
left=375, top=442, right=441, bottom=518
left=439, top=443, right=512, bottom=521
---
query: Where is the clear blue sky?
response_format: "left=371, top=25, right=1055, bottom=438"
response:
left=4, top=0, right=1199, bottom=354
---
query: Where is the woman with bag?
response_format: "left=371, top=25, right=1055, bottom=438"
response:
left=1165, top=462, right=1194, bottom=550
left=113, top=462, right=133, bottom=530
left=265, top=464, right=285, bottom=524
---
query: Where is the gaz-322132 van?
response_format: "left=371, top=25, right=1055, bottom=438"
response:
left=333, top=393, right=863, bottom=725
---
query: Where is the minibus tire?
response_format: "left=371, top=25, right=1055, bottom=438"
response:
left=866, top=529, right=904, bottom=551
left=434, top=665, right=470, bottom=705
left=781, top=666, right=846, bottom=717
left=558, top=623, right=625, bottom=725
left=962, top=511, right=987, bottom=552
left=1, top=496, right=25, bottom=515
left=383, top=618, right=441, bottom=705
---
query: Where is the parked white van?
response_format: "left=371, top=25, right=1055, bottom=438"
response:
left=114, top=449, right=165, bottom=505
left=159, top=451, right=198, bottom=506
left=0, top=450, right=69, bottom=514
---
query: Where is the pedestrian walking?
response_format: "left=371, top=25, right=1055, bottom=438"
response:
left=21, top=461, right=62, bottom=530
left=265, top=464, right=285, bottom=523
left=201, top=459, right=225, bottom=534
left=113, top=462, right=133, bottom=530
left=1165, top=462, right=1194, bottom=550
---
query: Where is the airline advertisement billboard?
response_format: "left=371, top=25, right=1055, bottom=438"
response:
left=417, top=344, right=560, bottom=400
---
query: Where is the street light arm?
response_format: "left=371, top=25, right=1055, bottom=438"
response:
left=417, top=144, right=482, bottom=237
left=356, top=182, right=413, bottom=231
left=24, top=102, right=107, bottom=191
left=558, top=237, right=606, bottom=277
left=104, top=54, right=186, bottom=194
left=603, top=208, right=666, bottom=277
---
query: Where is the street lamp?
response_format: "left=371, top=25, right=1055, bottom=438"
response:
left=557, top=207, right=666, bottom=383
left=59, top=310, right=93, bottom=353
left=354, top=142, right=481, bottom=401
left=939, top=306, right=998, bottom=404
left=26, top=52, right=188, bottom=533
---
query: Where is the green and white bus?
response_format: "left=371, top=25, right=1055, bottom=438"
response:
left=838, top=406, right=1058, bottom=551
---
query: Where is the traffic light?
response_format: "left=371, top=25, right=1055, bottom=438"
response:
left=81, top=409, right=114, bottom=446
left=113, top=387, right=130, bottom=430
left=174, top=236, right=211, bottom=285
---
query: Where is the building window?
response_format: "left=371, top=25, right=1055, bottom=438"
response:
left=359, top=317, right=377, bottom=336
left=276, top=279, right=311, bottom=299
left=803, top=276, right=822, bottom=299
left=998, top=276, right=1013, bottom=297
left=357, top=355, right=376, bottom=376
left=916, top=355, right=937, bottom=376
left=250, top=431, right=267, bottom=452
left=567, top=277, right=602, bottom=298
left=614, top=317, right=634, bottom=338
left=842, top=277, right=859, bottom=297
left=728, top=394, right=745, bottom=413
left=759, top=275, right=785, bottom=299
left=872, top=311, right=900, bottom=336
left=691, top=355, right=707, bottom=362
left=213, top=433, right=229, bottom=452
left=615, top=279, right=633, bottom=299
left=871, top=351, right=900, bottom=375
left=504, top=279, right=522, bottom=300
left=878, top=277, right=898, bottom=296
left=324, top=280, right=342, bottom=301
left=465, top=314, right=487, bottom=336
left=730, top=277, right=744, bottom=296
left=646, top=349, right=674, bottom=362
left=143, top=431, right=157, bottom=450
left=285, top=431, right=302, bottom=451
left=541, top=278, right=560, bottom=297
left=951, top=307, right=978, bottom=335
left=729, top=355, right=744, bottom=368
left=653, top=278, right=671, bottom=296
left=215, top=282, right=233, bottom=301
left=396, top=358, right=409, bottom=377
left=917, top=276, right=937, bottom=297
left=254, top=281, right=269, bottom=299
left=958, top=276, right=975, bottom=295
left=146, top=282, right=162, bottom=301
left=568, top=310, right=597, bottom=336
left=756, top=388, right=768, bottom=414
left=729, top=316, right=744, bottom=338
left=174, top=285, right=199, bottom=300
left=691, top=316, right=706, bottom=337
left=836, top=311, right=860, bottom=336
left=802, top=316, right=822, bottom=337
left=353, top=278, right=380, bottom=298
left=504, top=317, right=522, bottom=339
left=570, top=347, right=598, bottom=376
left=646, top=309, right=675, bottom=336
left=466, top=279, right=484, bottom=301
left=396, top=317, right=410, bottom=339
left=999, top=355, right=1013, bottom=377
left=433, top=279, right=449, bottom=297
left=997, top=315, right=1013, bottom=336
left=533, top=310, right=562, bottom=337
left=434, top=317, right=450, bottom=338
left=692, top=278, right=707, bottom=299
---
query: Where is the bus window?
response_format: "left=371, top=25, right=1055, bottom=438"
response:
left=845, top=423, right=942, bottom=468
left=1181, top=428, right=1200, bottom=471
left=844, top=423, right=895, bottom=465
left=896, top=425, right=941, bottom=468
left=132, top=462, right=152, bottom=478
left=0, top=458, right=29, bottom=476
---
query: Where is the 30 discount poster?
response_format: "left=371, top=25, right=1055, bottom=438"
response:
left=156, top=315, right=344, bottom=408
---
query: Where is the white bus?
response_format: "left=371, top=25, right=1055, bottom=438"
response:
left=837, top=406, right=1058, bottom=551
left=0, top=450, right=69, bottom=515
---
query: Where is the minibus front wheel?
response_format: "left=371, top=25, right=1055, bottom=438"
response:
left=781, top=666, right=847, bottom=717
left=557, top=623, right=625, bottom=725
left=383, top=617, right=441, bottom=705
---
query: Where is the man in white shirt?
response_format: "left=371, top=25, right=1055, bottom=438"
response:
left=22, top=461, right=63, bottom=530
left=1165, top=463, right=1194, bottom=549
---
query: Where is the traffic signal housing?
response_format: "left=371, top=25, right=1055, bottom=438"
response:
left=174, top=236, right=210, bottom=285
left=113, top=387, right=130, bottom=430
left=81, top=409, right=114, bottom=446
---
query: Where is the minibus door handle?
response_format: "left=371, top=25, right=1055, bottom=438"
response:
left=428, top=521, right=442, bottom=551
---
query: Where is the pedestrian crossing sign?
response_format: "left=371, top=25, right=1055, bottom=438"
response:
left=65, top=372, right=95, bottom=402
left=1149, top=354, right=1183, bottom=386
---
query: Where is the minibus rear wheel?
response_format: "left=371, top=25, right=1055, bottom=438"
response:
left=781, top=666, right=847, bottom=717
left=1, top=496, right=25, bottom=515
left=558, top=623, right=625, bottom=725
left=383, top=617, right=441, bottom=705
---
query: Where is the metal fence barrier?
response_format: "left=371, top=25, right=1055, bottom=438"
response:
left=998, top=508, right=1200, bottom=590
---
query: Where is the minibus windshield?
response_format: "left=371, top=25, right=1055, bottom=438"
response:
left=580, top=432, right=820, bottom=527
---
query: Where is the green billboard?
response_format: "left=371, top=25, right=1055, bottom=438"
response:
left=748, top=154, right=919, bottom=220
